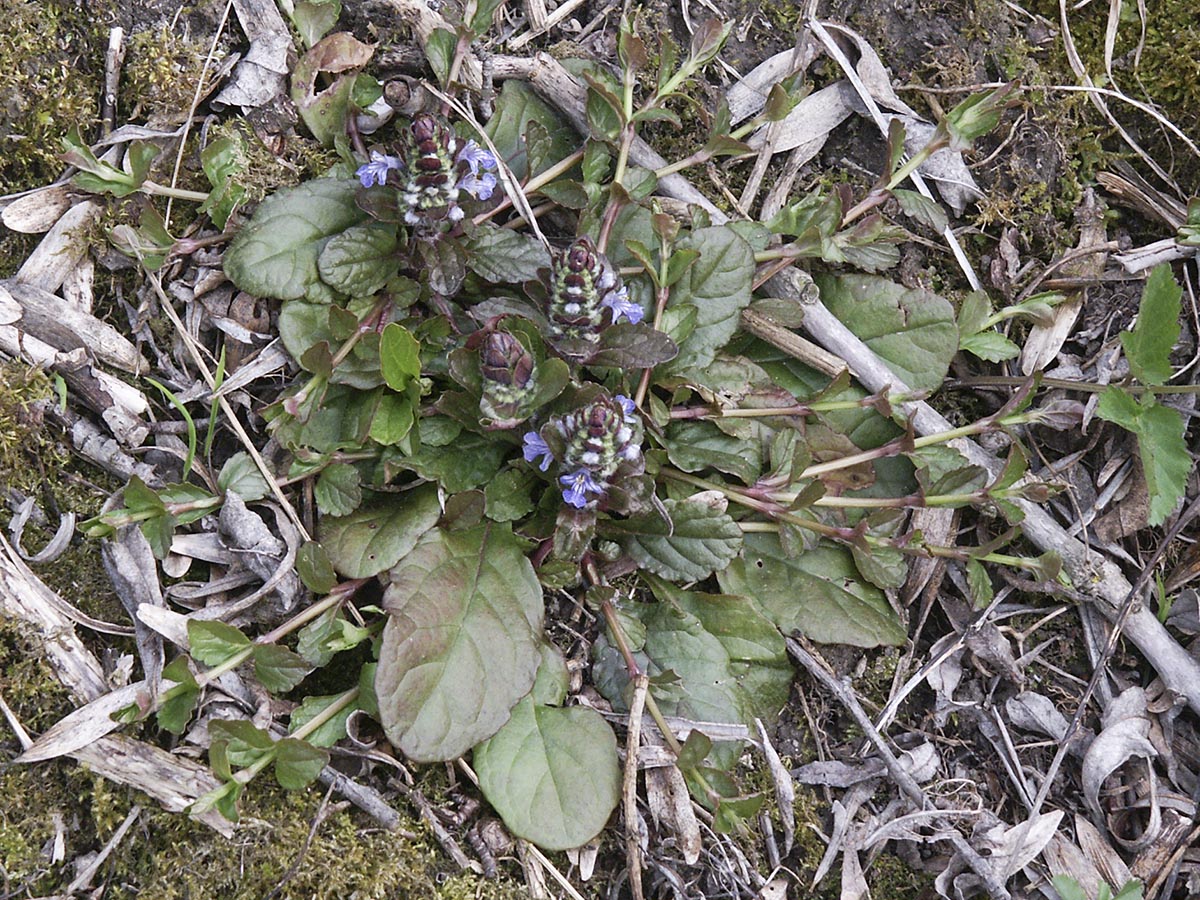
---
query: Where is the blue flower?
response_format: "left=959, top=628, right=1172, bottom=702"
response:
left=522, top=431, right=554, bottom=471
left=560, top=468, right=605, bottom=508
left=458, top=140, right=496, bottom=175
left=458, top=170, right=498, bottom=201
left=356, top=151, right=402, bottom=188
left=614, top=394, right=636, bottom=418
left=600, top=286, right=644, bottom=324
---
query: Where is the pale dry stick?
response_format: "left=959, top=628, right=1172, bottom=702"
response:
left=803, top=8, right=983, bottom=292
left=523, top=843, right=591, bottom=900
left=787, top=637, right=1012, bottom=900
left=163, top=0, right=235, bottom=229
left=101, top=27, right=125, bottom=135
left=740, top=306, right=848, bottom=378
left=143, top=268, right=311, bottom=541
left=508, top=0, right=588, bottom=50
left=389, top=779, right=478, bottom=871
left=624, top=674, right=649, bottom=900
left=1004, top=493, right=1200, bottom=878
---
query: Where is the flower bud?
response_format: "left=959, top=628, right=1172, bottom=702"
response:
left=479, top=332, right=538, bottom=426
left=554, top=393, right=644, bottom=508
left=547, top=238, right=640, bottom=347
left=367, top=114, right=500, bottom=229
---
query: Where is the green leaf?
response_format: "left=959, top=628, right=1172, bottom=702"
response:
left=594, top=591, right=790, bottom=733
left=124, top=475, right=166, bottom=513
left=277, top=300, right=333, bottom=365
left=217, top=452, right=271, bottom=502
left=960, top=330, right=1019, bottom=362
left=1097, top=389, right=1189, bottom=525
left=585, top=75, right=625, bottom=141
left=387, top=431, right=508, bottom=492
left=469, top=0, right=507, bottom=33
left=966, top=557, right=994, bottom=608
left=224, top=179, right=368, bottom=302
left=61, top=127, right=141, bottom=196
left=319, top=483, right=442, bottom=578
left=957, top=290, right=992, bottom=337
left=474, top=697, right=620, bottom=851
left=530, top=643, right=570, bottom=706
left=317, top=222, right=400, bottom=297
left=1050, top=876, right=1090, bottom=900
left=817, top=274, right=958, bottom=392
left=892, top=189, right=948, bottom=232
left=464, top=226, right=550, bottom=282
left=850, top=540, right=907, bottom=590
left=199, top=134, right=247, bottom=229
left=646, top=577, right=790, bottom=692
left=210, top=719, right=275, bottom=766
left=664, top=420, right=762, bottom=485
left=296, top=541, right=338, bottom=594
left=379, top=324, right=421, bottom=391
left=717, top=535, right=906, bottom=647
left=158, top=658, right=199, bottom=734
left=677, top=730, right=712, bottom=770
left=291, top=0, right=342, bottom=47
left=290, top=692, right=356, bottom=747
left=1122, top=263, right=1181, bottom=386
left=943, top=82, right=1015, bottom=151
left=587, top=323, right=677, bottom=368
left=485, top=81, right=576, bottom=181
left=291, top=33, right=375, bottom=146
left=370, top=387, right=418, bottom=446
left=666, top=227, right=756, bottom=371
left=296, top=607, right=372, bottom=666
left=1136, top=401, right=1188, bottom=525
left=376, top=523, right=545, bottom=761
left=188, top=620, right=251, bottom=666
left=253, top=645, right=314, bottom=693
left=274, top=738, right=330, bottom=789
left=605, top=497, right=743, bottom=581
left=140, top=512, right=177, bottom=560
left=426, top=27, right=457, bottom=86
left=314, top=462, right=362, bottom=516
left=1095, top=385, right=1141, bottom=431
left=484, top=468, right=538, bottom=522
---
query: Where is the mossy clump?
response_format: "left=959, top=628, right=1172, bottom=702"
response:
left=82, top=785, right=535, bottom=900
left=1033, top=0, right=1200, bottom=187
left=123, top=25, right=222, bottom=126
left=0, top=0, right=109, bottom=194
left=0, top=363, right=62, bottom=497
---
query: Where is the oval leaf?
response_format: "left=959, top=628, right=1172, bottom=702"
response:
left=717, top=534, right=906, bottom=648
left=224, top=179, right=368, bottom=302
left=317, top=221, right=400, bottom=297
left=376, top=523, right=544, bottom=762
left=474, top=698, right=621, bottom=851
left=816, top=273, right=957, bottom=392
left=319, top=483, right=441, bottom=578
left=665, top=227, right=755, bottom=372
left=605, top=496, right=742, bottom=581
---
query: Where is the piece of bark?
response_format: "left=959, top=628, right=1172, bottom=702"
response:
left=3, top=279, right=148, bottom=374
left=14, top=201, right=103, bottom=296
